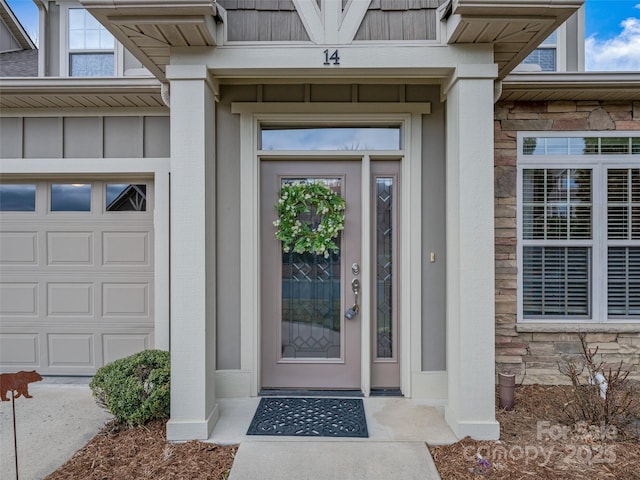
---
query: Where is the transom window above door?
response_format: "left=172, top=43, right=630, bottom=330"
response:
left=260, top=126, right=401, bottom=151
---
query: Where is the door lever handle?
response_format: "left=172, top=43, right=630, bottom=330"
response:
left=345, top=279, right=360, bottom=320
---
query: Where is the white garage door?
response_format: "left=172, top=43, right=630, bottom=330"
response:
left=0, top=179, right=154, bottom=375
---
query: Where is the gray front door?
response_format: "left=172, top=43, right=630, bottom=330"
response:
left=260, top=161, right=362, bottom=389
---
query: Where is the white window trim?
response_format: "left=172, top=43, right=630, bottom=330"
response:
left=517, top=131, right=640, bottom=324
left=521, top=23, right=567, bottom=72
left=58, top=2, right=121, bottom=77
left=555, top=22, right=567, bottom=73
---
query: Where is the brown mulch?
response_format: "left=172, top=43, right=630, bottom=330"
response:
left=45, top=420, right=236, bottom=480
left=45, top=385, right=640, bottom=480
left=430, top=385, right=640, bottom=479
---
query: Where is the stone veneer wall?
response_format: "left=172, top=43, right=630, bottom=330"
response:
left=494, top=100, right=640, bottom=384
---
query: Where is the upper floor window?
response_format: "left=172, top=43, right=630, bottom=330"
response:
left=68, top=9, right=114, bottom=76
left=522, top=32, right=557, bottom=72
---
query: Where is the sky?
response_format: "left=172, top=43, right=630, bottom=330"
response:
left=5, top=0, right=640, bottom=71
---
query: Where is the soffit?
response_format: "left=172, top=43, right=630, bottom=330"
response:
left=501, top=73, right=640, bottom=102
left=446, top=0, right=584, bottom=78
left=79, top=0, right=585, bottom=83
left=0, top=77, right=165, bottom=109
left=80, top=0, right=219, bottom=82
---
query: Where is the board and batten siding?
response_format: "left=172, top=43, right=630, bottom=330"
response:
left=0, top=17, right=22, bottom=53
left=0, top=116, right=170, bottom=159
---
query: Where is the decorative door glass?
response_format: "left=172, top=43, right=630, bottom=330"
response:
left=375, top=177, right=394, bottom=358
left=280, top=178, right=342, bottom=359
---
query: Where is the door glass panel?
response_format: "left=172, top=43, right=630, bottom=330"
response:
left=281, top=178, right=342, bottom=359
left=375, top=177, right=393, bottom=358
left=262, top=127, right=401, bottom=151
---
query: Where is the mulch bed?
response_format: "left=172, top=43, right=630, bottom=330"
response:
left=46, top=384, right=639, bottom=479
left=45, top=421, right=236, bottom=480
left=430, top=385, right=640, bottom=479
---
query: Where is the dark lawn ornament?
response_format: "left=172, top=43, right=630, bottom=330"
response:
left=1, top=370, right=42, bottom=401
left=1, top=370, right=42, bottom=480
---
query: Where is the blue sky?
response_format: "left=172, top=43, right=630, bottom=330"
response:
left=5, top=0, right=640, bottom=71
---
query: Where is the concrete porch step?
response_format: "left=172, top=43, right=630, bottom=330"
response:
left=228, top=441, right=441, bottom=480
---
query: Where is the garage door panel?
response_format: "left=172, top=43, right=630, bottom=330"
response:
left=103, top=231, right=150, bottom=266
left=47, top=283, right=94, bottom=316
left=102, top=283, right=149, bottom=316
left=47, top=333, right=94, bottom=367
left=0, top=334, right=39, bottom=366
left=0, top=180, right=154, bottom=375
left=47, top=232, right=93, bottom=265
left=0, top=283, right=38, bottom=315
left=0, top=232, right=38, bottom=265
left=103, top=334, right=149, bottom=364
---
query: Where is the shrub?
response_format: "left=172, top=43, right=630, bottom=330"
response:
left=90, top=349, right=170, bottom=426
left=559, top=333, right=635, bottom=430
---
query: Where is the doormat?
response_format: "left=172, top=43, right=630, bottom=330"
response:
left=246, top=397, right=369, bottom=438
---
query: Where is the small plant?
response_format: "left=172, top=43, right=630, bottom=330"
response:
left=559, top=333, right=635, bottom=429
left=90, top=349, right=170, bottom=426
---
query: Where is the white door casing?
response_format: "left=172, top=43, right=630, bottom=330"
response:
left=233, top=103, right=429, bottom=397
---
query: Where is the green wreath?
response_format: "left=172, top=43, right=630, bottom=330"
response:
left=273, top=182, right=346, bottom=257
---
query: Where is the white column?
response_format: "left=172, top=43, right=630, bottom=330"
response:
left=165, top=65, right=219, bottom=441
left=444, top=65, right=500, bottom=440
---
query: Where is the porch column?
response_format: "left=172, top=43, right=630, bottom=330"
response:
left=165, top=65, right=219, bottom=441
left=444, top=65, right=500, bottom=440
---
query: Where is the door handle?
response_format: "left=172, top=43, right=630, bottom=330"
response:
left=344, top=278, right=360, bottom=320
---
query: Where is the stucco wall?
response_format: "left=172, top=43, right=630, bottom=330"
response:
left=494, top=100, right=640, bottom=384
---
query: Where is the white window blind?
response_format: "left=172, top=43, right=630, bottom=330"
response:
left=523, top=247, right=591, bottom=317
left=522, top=168, right=592, bottom=318
left=607, top=168, right=640, bottom=317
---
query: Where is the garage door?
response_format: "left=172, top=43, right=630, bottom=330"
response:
left=0, top=179, right=154, bottom=375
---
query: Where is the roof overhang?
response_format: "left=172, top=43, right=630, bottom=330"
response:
left=78, top=0, right=585, bottom=84
left=500, top=72, right=640, bottom=102
left=0, top=77, right=166, bottom=110
left=445, top=0, right=584, bottom=78
left=80, top=0, right=220, bottom=82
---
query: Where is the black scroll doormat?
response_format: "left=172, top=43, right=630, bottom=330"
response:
left=246, top=397, right=369, bottom=438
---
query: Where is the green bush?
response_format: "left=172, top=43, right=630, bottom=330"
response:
left=90, top=349, right=170, bottom=426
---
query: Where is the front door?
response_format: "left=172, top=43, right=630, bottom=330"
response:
left=260, top=161, right=361, bottom=389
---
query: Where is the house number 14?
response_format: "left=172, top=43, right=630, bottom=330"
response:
left=323, top=49, right=340, bottom=66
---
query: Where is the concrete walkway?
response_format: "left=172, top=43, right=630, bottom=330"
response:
left=0, top=380, right=112, bottom=480
left=0, top=380, right=452, bottom=480
left=210, top=397, right=455, bottom=480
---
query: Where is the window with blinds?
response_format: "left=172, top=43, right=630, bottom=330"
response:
left=607, top=169, right=640, bottom=318
left=522, top=169, right=592, bottom=318
left=518, top=134, right=640, bottom=323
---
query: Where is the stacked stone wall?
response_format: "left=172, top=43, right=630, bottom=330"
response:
left=494, top=100, right=640, bottom=384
